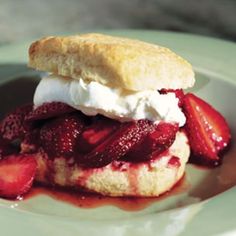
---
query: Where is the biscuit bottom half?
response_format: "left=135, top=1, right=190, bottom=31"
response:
left=35, top=132, right=190, bottom=197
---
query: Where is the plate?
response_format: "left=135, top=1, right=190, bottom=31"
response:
left=0, top=30, right=236, bottom=236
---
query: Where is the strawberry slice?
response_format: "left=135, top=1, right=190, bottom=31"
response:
left=26, top=102, right=75, bottom=122
left=124, top=122, right=178, bottom=162
left=39, top=113, right=85, bottom=157
left=160, top=89, right=185, bottom=107
left=0, top=104, right=33, bottom=141
left=76, top=120, right=153, bottom=168
left=0, top=155, right=37, bottom=199
left=183, top=93, right=231, bottom=166
left=77, top=117, right=120, bottom=154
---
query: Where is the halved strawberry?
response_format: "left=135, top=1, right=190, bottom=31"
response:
left=183, top=93, right=231, bottom=166
left=26, top=102, right=75, bottom=122
left=160, top=89, right=185, bottom=107
left=0, top=104, right=33, bottom=141
left=76, top=120, right=153, bottom=168
left=39, top=113, right=85, bottom=157
left=124, top=122, right=178, bottom=162
left=77, top=117, right=120, bottom=154
left=0, top=155, right=37, bottom=199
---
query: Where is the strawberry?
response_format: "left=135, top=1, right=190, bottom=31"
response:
left=21, top=129, right=40, bottom=154
left=0, top=104, right=33, bottom=141
left=124, top=122, right=178, bottom=162
left=0, top=155, right=37, bottom=199
left=39, top=113, right=85, bottom=157
left=160, top=89, right=185, bottom=107
left=77, top=117, right=120, bottom=154
left=183, top=93, right=231, bottom=166
left=26, top=102, right=75, bottom=122
left=76, top=120, right=153, bottom=168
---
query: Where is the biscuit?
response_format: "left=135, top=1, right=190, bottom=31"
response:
left=29, top=33, right=195, bottom=91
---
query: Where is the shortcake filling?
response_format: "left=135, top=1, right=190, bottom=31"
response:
left=0, top=75, right=190, bottom=198
left=34, top=74, right=186, bottom=126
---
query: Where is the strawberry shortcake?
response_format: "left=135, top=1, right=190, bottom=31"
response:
left=0, top=33, right=230, bottom=199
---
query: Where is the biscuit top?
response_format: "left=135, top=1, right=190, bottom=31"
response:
left=28, top=33, right=195, bottom=91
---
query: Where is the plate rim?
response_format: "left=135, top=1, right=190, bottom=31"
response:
left=0, top=29, right=236, bottom=236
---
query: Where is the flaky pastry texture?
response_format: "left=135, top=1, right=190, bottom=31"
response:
left=29, top=33, right=195, bottom=91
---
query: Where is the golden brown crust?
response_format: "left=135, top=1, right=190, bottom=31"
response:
left=29, top=33, right=195, bottom=91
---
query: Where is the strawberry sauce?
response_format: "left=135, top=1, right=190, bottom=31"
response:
left=127, top=167, right=140, bottom=195
left=24, top=176, right=188, bottom=211
left=168, top=156, right=181, bottom=168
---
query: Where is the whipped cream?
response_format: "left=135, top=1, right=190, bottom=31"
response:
left=34, top=75, right=186, bottom=126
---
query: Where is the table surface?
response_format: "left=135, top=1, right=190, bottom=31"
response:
left=0, top=0, right=235, bottom=45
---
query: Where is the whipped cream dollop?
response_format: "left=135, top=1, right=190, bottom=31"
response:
left=34, top=75, right=186, bottom=126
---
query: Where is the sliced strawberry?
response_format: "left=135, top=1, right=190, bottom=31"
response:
left=183, top=93, right=231, bottom=166
left=26, top=102, right=75, bottom=122
left=124, top=122, right=178, bottom=162
left=39, top=113, right=85, bottom=157
left=76, top=120, right=154, bottom=168
left=160, top=89, right=185, bottom=107
left=0, top=104, right=33, bottom=141
left=77, top=117, right=120, bottom=154
left=0, top=155, right=37, bottom=199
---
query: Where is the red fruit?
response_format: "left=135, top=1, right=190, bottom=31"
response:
left=0, top=104, right=33, bottom=141
left=40, top=113, right=85, bottom=157
left=0, top=155, right=37, bottom=199
left=77, top=120, right=153, bottom=168
left=26, top=102, right=75, bottom=122
left=77, top=117, right=120, bottom=154
left=160, top=89, right=185, bottom=107
left=183, top=93, right=231, bottom=165
left=21, top=129, right=40, bottom=154
left=124, top=122, right=179, bottom=162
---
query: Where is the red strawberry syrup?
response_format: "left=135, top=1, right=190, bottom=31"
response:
left=24, top=175, right=188, bottom=211
left=19, top=151, right=186, bottom=211
left=168, top=156, right=181, bottom=168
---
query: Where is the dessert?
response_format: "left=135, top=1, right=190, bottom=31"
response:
left=0, top=33, right=231, bottom=199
